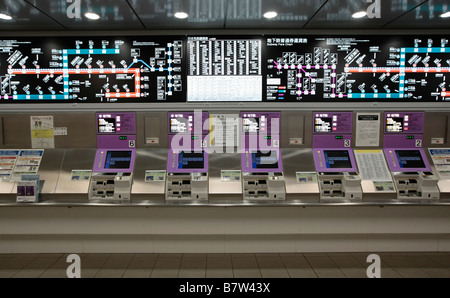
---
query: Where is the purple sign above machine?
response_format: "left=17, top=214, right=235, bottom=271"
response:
left=383, top=111, right=430, bottom=172
left=93, top=112, right=137, bottom=173
left=240, top=112, right=283, bottom=173
left=167, top=112, right=209, bottom=173
left=312, top=111, right=358, bottom=173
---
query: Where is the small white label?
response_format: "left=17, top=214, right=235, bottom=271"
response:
left=290, top=138, right=302, bottom=145
left=146, top=137, right=159, bottom=144
left=431, top=138, right=444, bottom=144
left=54, top=127, right=68, bottom=136
left=415, top=139, right=422, bottom=148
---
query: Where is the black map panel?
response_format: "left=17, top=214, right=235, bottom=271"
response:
left=0, top=36, right=185, bottom=103
left=265, top=35, right=450, bottom=102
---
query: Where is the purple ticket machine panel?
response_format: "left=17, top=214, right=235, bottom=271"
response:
left=382, top=112, right=439, bottom=201
left=312, top=112, right=362, bottom=201
left=89, top=112, right=136, bottom=201
left=312, top=112, right=357, bottom=173
left=240, top=112, right=285, bottom=201
left=166, top=112, right=209, bottom=201
left=167, top=134, right=208, bottom=173
left=241, top=112, right=282, bottom=173
left=94, top=112, right=137, bottom=173
left=383, top=112, right=428, bottom=172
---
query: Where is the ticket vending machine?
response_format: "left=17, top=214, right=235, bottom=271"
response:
left=166, top=112, right=209, bottom=202
left=383, top=112, right=439, bottom=202
left=312, top=112, right=362, bottom=201
left=88, top=112, right=137, bottom=201
left=240, top=112, right=285, bottom=201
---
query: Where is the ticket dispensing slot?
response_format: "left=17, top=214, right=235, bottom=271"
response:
left=89, top=113, right=136, bottom=202
left=313, top=112, right=362, bottom=202
left=383, top=112, right=439, bottom=202
left=241, top=112, right=285, bottom=201
left=166, top=112, right=209, bottom=202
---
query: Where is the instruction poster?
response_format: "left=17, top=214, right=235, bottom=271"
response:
left=145, top=170, right=166, bottom=182
left=0, top=150, right=20, bottom=181
left=429, top=148, right=450, bottom=179
left=12, top=150, right=44, bottom=181
left=354, top=149, right=391, bottom=181
left=30, top=116, right=54, bottom=149
left=355, top=113, right=380, bottom=147
left=221, top=170, right=241, bottom=182
left=296, top=172, right=318, bottom=184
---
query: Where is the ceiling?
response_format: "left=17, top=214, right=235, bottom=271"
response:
left=0, top=0, right=448, bottom=32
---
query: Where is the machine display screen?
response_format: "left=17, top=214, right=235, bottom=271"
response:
left=98, top=117, right=116, bottom=133
left=314, top=117, right=333, bottom=132
left=251, top=150, right=279, bottom=169
left=243, top=118, right=259, bottom=133
left=324, top=150, right=352, bottom=168
left=104, top=151, right=132, bottom=169
left=170, top=118, right=189, bottom=133
left=396, top=150, right=426, bottom=168
left=386, top=116, right=404, bottom=132
left=178, top=151, right=205, bottom=169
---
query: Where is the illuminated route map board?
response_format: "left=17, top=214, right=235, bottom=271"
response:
left=265, top=35, right=450, bottom=102
left=0, top=36, right=185, bottom=103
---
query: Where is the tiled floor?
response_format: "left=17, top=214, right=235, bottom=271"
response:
left=0, top=252, right=449, bottom=278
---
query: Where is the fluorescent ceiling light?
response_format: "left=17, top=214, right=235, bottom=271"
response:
left=174, top=12, right=188, bottom=19
left=263, top=11, right=278, bottom=19
left=440, top=11, right=450, bottom=18
left=352, top=11, right=367, bottom=18
left=0, top=13, right=12, bottom=20
left=84, top=12, right=100, bottom=20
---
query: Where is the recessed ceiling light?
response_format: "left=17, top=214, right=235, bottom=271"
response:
left=0, top=13, right=12, bottom=20
left=263, top=11, right=278, bottom=19
left=352, top=11, right=367, bottom=18
left=440, top=11, right=450, bottom=18
left=84, top=12, right=100, bottom=20
left=174, top=12, right=188, bottom=19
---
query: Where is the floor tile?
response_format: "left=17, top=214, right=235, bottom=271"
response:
left=39, top=269, right=68, bottom=278
left=206, top=269, right=234, bottom=278
left=260, top=269, right=290, bottom=278
left=12, top=269, right=46, bottom=278
left=178, top=269, right=206, bottom=278
left=183, top=253, right=208, bottom=258
left=180, top=257, right=207, bottom=269
left=340, top=268, right=368, bottom=278
left=281, top=255, right=312, bottom=269
left=0, top=270, right=17, bottom=278
left=207, top=258, right=233, bottom=269
left=153, top=258, right=182, bottom=270
left=127, top=257, right=157, bottom=269
left=314, top=269, right=346, bottom=278
left=232, top=257, right=259, bottom=269
left=94, top=269, right=125, bottom=278
left=233, top=269, right=261, bottom=278
left=256, top=256, right=285, bottom=269
left=394, top=268, right=431, bottom=278
left=80, top=269, right=100, bottom=278
left=150, top=269, right=179, bottom=278
left=122, top=269, right=152, bottom=278
left=305, top=256, right=338, bottom=269
left=287, top=268, right=318, bottom=278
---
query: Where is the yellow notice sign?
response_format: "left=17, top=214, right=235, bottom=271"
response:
left=31, top=129, right=54, bottom=139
